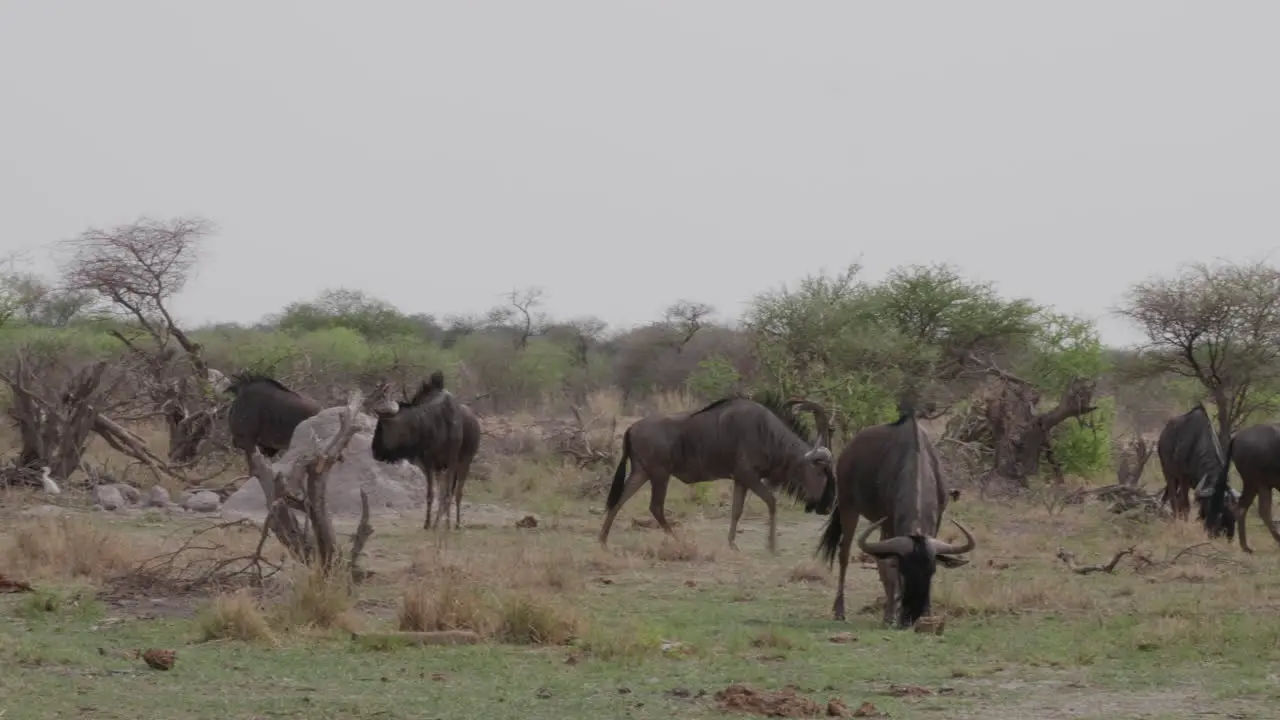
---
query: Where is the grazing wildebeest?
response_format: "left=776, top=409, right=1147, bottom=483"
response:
left=225, top=373, right=323, bottom=459
left=1156, top=404, right=1234, bottom=539
left=597, top=394, right=835, bottom=553
left=1210, top=423, right=1280, bottom=554
left=369, top=371, right=481, bottom=530
left=817, top=409, right=976, bottom=629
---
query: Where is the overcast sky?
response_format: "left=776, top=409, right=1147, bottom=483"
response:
left=2, top=1, right=1277, bottom=346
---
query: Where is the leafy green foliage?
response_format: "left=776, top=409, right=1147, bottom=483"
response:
left=685, top=356, right=741, bottom=400
left=745, top=262, right=1052, bottom=433
left=1051, top=396, right=1115, bottom=477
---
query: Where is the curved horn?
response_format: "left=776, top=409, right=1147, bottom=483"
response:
left=856, top=517, right=913, bottom=557
left=926, top=519, right=976, bottom=556
left=804, top=446, right=833, bottom=464
left=785, top=398, right=831, bottom=447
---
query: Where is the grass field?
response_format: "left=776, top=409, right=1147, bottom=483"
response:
left=3, top=469, right=1280, bottom=720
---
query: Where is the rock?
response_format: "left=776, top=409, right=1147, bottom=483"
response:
left=183, top=490, right=221, bottom=513
left=113, top=484, right=141, bottom=505
left=222, top=406, right=426, bottom=523
left=92, top=484, right=125, bottom=511
left=146, top=486, right=171, bottom=508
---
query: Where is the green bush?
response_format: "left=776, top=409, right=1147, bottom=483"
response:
left=686, top=356, right=741, bottom=400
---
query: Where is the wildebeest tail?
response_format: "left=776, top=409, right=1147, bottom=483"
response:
left=605, top=428, right=632, bottom=510
left=816, top=507, right=842, bottom=568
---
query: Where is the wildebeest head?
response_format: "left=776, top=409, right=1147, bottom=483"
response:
left=369, top=380, right=401, bottom=418
left=781, top=399, right=836, bottom=514
left=370, top=371, right=446, bottom=418
left=857, top=517, right=975, bottom=628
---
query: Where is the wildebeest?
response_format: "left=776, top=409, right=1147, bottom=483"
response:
left=369, top=371, right=481, bottom=530
left=597, top=394, right=835, bottom=553
left=817, top=409, right=975, bottom=629
left=225, top=373, right=323, bottom=459
left=1156, top=404, right=1234, bottom=538
left=1210, top=423, right=1280, bottom=554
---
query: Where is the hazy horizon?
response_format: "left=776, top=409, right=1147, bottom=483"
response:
left=3, top=2, right=1277, bottom=347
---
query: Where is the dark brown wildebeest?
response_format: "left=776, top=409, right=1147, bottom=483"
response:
left=1209, top=423, right=1279, bottom=554
left=369, top=371, right=481, bottom=530
left=817, top=409, right=975, bottom=629
left=225, top=373, right=323, bottom=459
left=1156, top=404, right=1234, bottom=539
left=597, top=394, right=835, bottom=553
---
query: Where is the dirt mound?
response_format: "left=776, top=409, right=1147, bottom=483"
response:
left=221, top=406, right=426, bottom=523
left=715, top=684, right=839, bottom=717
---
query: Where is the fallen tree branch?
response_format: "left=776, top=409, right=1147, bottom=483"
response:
left=1056, top=546, right=1134, bottom=575
left=113, top=519, right=283, bottom=595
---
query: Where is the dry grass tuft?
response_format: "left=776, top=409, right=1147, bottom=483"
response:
left=398, top=573, right=581, bottom=645
left=273, top=562, right=358, bottom=632
left=398, top=537, right=585, bottom=645
left=197, top=590, right=276, bottom=644
left=1, top=516, right=145, bottom=582
left=749, top=627, right=797, bottom=650
left=643, top=535, right=714, bottom=563
left=788, top=561, right=829, bottom=585
left=654, top=389, right=699, bottom=415
left=398, top=572, right=491, bottom=634
left=493, top=591, right=580, bottom=645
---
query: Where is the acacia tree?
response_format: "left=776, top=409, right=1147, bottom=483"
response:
left=663, top=300, right=714, bottom=354
left=59, top=216, right=222, bottom=462
left=486, top=287, right=549, bottom=350
left=747, top=262, right=1102, bottom=483
left=1114, top=260, right=1280, bottom=447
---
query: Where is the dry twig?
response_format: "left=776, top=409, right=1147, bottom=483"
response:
left=1055, top=546, right=1135, bottom=575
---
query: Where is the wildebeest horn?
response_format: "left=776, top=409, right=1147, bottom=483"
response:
left=804, top=446, right=833, bottom=464
left=1194, top=474, right=1214, bottom=498
left=855, top=517, right=913, bottom=557
left=785, top=399, right=831, bottom=447
left=926, top=519, right=976, bottom=556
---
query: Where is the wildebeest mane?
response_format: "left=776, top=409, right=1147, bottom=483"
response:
left=682, top=395, right=823, bottom=506
left=403, top=370, right=448, bottom=407
left=227, top=371, right=297, bottom=395
left=690, top=395, right=745, bottom=416
left=753, top=390, right=817, bottom=444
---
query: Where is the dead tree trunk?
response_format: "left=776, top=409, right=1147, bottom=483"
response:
left=244, top=391, right=374, bottom=578
left=0, top=356, right=111, bottom=484
left=989, top=376, right=1098, bottom=486
left=1115, top=434, right=1153, bottom=487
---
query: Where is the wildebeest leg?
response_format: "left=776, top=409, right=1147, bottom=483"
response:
left=453, top=458, right=472, bottom=530
left=597, top=468, right=652, bottom=546
left=434, top=470, right=453, bottom=530
left=1254, top=485, right=1280, bottom=548
left=732, top=473, right=778, bottom=554
left=1237, top=479, right=1258, bottom=553
left=727, top=482, right=747, bottom=551
left=647, top=473, right=676, bottom=536
left=832, top=508, right=859, bottom=622
left=876, top=557, right=900, bottom=627
left=422, top=468, right=436, bottom=530
left=434, top=457, right=462, bottom=530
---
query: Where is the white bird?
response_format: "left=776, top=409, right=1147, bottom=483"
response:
left=38, top=466, right=61, bottom=495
